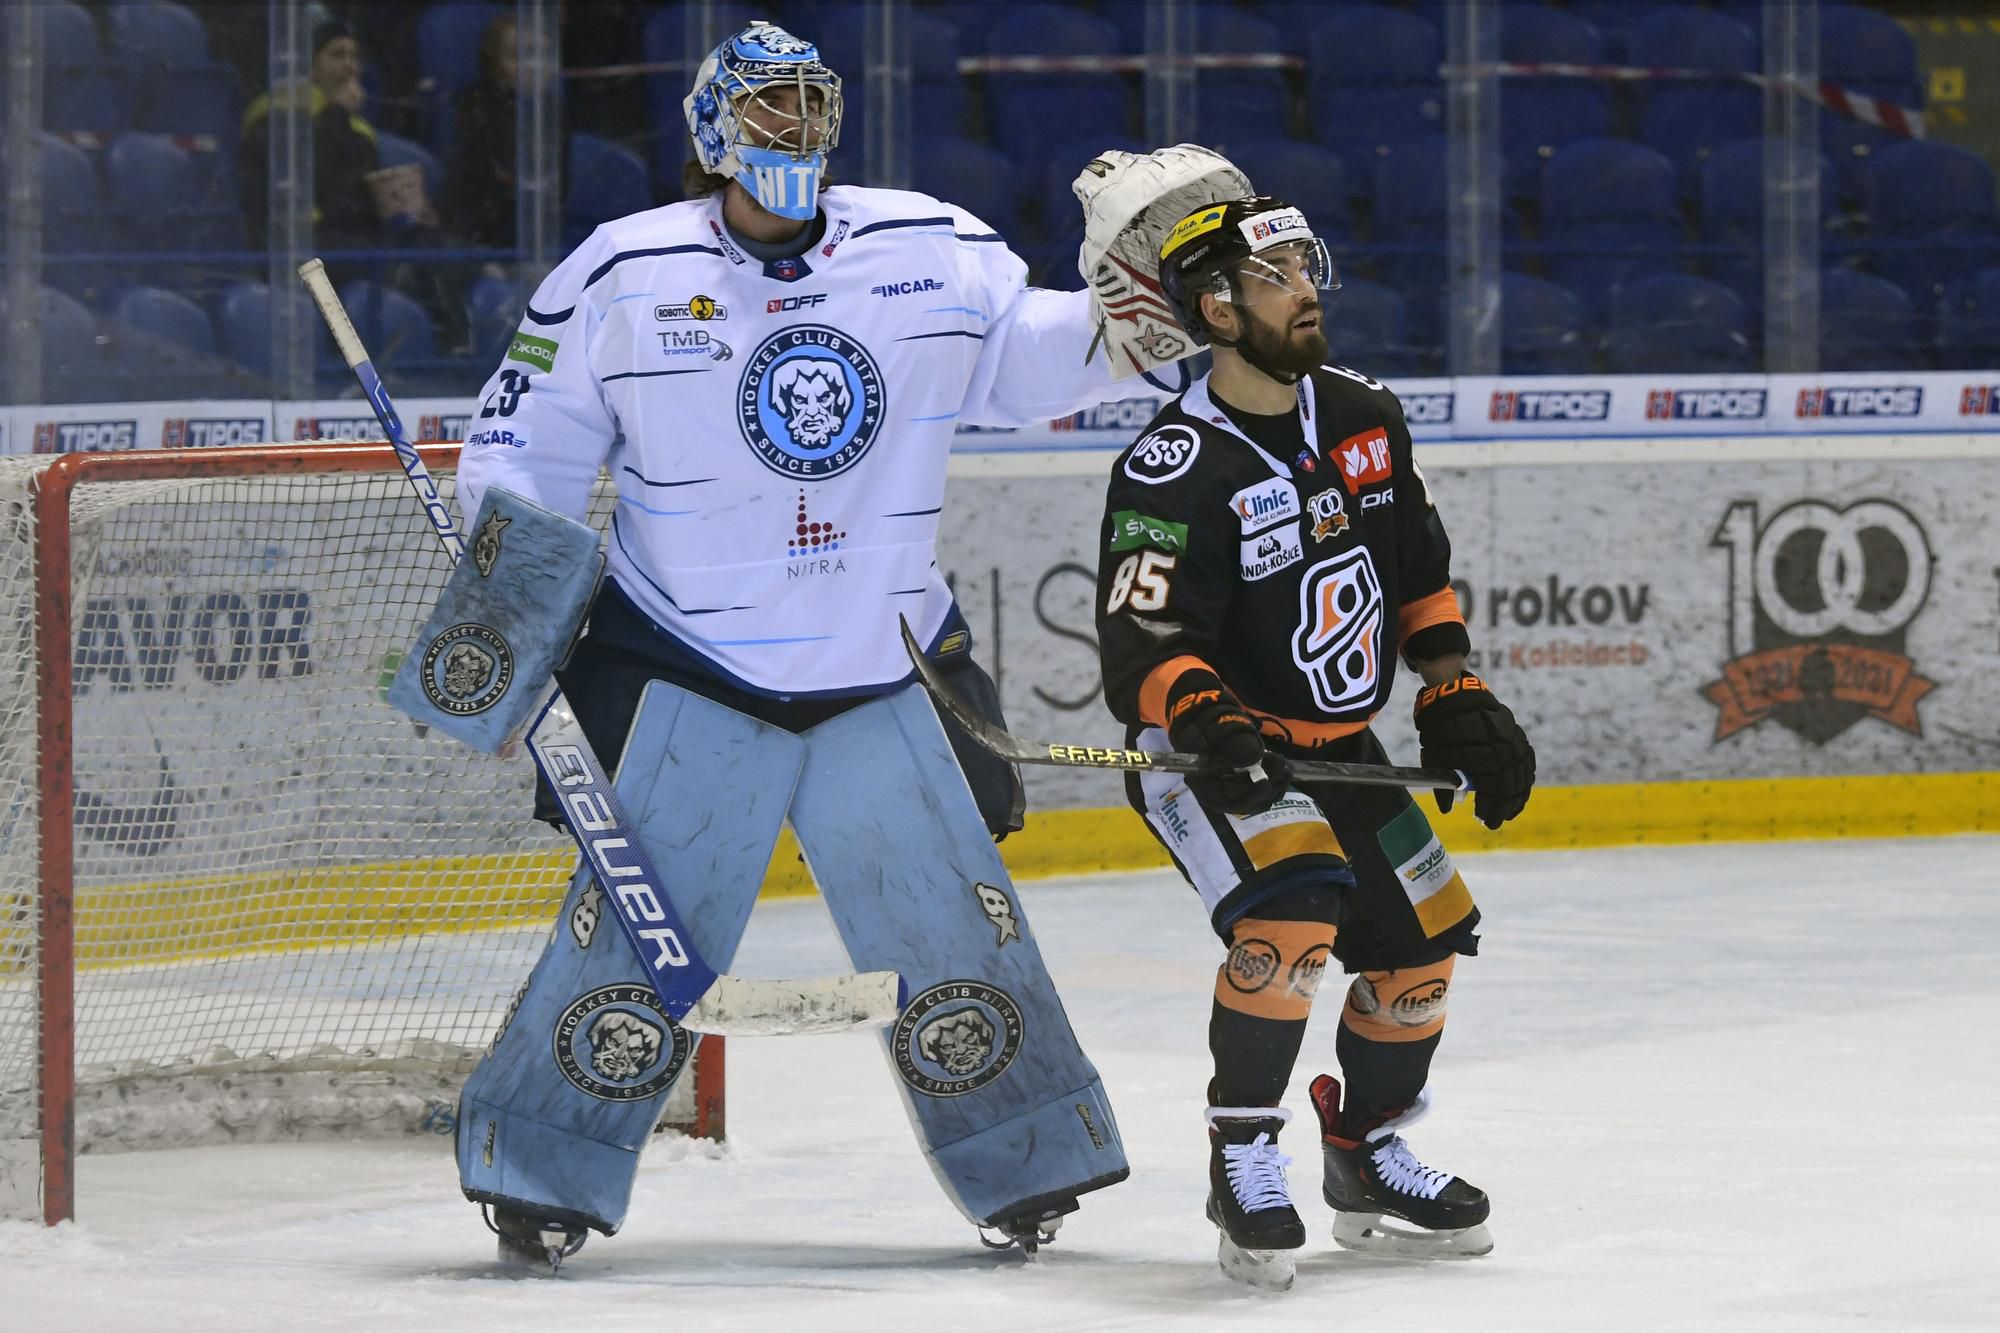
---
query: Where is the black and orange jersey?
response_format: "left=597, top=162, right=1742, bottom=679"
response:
left=1095, top=364, right=1470, bottom=752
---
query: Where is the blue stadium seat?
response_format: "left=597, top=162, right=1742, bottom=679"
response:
left=41, top=2, right=131, bottom=134
left=1821, top=268, right=1924, bottom=371
left=1308, top=6, right=1443, bottom=186
left=375, top=131, right=443, bottom=213
left=983, top=5, right=1133, bottom=179
left=1040, top=134, right=1145, bottom=243
left=104, top=132, right=240, bottom=253
left=1371, top=135, right=1450, bottom=341
left=36, top=133, right=106, bottom=253
left=1498, top=6, right=1611, bottom=200
left=642, top=4, right=763, bottom=187
left=1699, top=138, right=1836, bottom=307
left=1630, top=7, right=1760, bottom=193
left=466, top=274, right=519, bottom=368
left=418, top=2, right=506, bottom=149
left=1938, top=268, right=2000, bottom=370
left=912, top=136, right=1022, bottom=236
left=1325, top=277, right=1422, bottom=377
left=1215, top=138, right=1352, bottom=239
left=110, top=285, right=216, bottom=398
left=565, top=133, right=655, bottom=252
left=1605, top=274, right=1753, bottom=373
left=1500, top=273, right=1593, bottom=375
left=30, top=285, right=105, bottom=403
left=217, top=280, right=274, bottom=381
left=109, top=1, right=240, bottom=139
left=1864, top=139, right=2000, bottom=309
left=1819, top=4, right=1922, bottom=204
left=910, top=10, right=970, bottom=137
left=336, top=280, right=438, bottom=375
left=1567, top=2, right=1676, bottom=62
left=1191, top=9, right=1290, bottom=138
left=1542, top=138, right=1683, bottom=318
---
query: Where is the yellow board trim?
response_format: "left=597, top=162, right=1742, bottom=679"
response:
left=54, top=773, right=2000, bottom=970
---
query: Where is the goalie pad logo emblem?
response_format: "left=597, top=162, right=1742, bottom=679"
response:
left=893, top=980, right=1024, bottom=1098
left=471, top=510, right=511, bottom=577
left=553, top=984, right=691, bottom=1101
left=419, top=623, right=514, bottom=715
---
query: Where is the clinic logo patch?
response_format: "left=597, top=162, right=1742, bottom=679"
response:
left=418, top=623, right=514, bottom=715
left=1703, top=498, right=1935, bottom=744
left=893, top=980, right=1024, bottom=1098
left=551, top=984, right=691, bottom=1101
left=738, top=324, right=886, bottom=478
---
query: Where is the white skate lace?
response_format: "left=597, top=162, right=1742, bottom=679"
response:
left=1223, top=1133, right=1295, bottom=1212
left=1369, top=1135, right=1454, bottom=1201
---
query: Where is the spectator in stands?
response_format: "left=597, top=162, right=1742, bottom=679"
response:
left=237, top=15, right=392, bottom=250
left=443, top=12, right=566, bottom=251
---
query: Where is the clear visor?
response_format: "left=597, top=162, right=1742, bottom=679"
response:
left=724, top=71, right=842, bottom=157
left=1213, top=237, right=1339, bottom=303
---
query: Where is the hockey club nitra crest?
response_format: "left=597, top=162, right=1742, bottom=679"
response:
left=893, top=980, right=1024, bottom=1098
left=738, top=325, right=886, bottom=478
left=1703, top=498, right=1936, bottom=744
left=419, top=623, right=514, bottom=715
left=471, top=509, right=510, bottom=577
left=552, top=984, right=691, bottom=1102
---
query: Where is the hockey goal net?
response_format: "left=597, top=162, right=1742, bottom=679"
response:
left=0, top=444, right=722, bottom=1225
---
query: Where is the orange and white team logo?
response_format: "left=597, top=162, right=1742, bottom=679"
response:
left=1291, top=548, right=1385, bottom=711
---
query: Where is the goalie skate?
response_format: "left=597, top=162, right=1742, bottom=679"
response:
left=486, top=1205, right=590, bottom=1276
left=1311, top=1075, right=1493, bottom=1260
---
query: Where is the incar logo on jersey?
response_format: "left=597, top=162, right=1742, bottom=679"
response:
left=1489, top=390, right=1611, bottom=422
left=1646, top=388, right=1766, bottom=421
left=738, top=324, right=887, bottom=478
left=870, top=278, right=946, bottom=298
left=1795, top=385, right=1923, bottom=418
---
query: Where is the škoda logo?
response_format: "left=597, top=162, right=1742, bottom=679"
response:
left=1702, top=499, right=1935, bottom=744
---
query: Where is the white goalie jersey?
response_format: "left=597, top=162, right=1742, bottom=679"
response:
left=456, top=185, right=1120, bottom=695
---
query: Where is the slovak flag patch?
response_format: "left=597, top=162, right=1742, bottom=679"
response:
left=1335, top=427, right=1392, bottom=495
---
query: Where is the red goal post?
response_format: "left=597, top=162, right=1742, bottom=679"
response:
left=0, top=443, right=721, bottom=1226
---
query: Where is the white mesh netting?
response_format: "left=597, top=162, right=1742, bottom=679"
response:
left=0, top=452, right=710, bottom=1216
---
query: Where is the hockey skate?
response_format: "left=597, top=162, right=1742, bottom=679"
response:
left=1205, top=1104, right=1307, bottom=1291
left=1310, top=1074, right=1493, bottom=1259
left=485, top=1204, right=591, bottom=1276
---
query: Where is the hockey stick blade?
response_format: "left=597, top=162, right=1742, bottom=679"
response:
left=299, top=258, right=904, bottom=1038
left=898, top=616, right=1467, bottom=793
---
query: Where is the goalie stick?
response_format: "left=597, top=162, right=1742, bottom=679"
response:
left=298, top=259, right=902, bottom=1038
left=898, top=617, right=1468, bottom=794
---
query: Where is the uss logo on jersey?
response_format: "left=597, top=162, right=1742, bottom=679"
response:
left=739, top=325, right=887, bottom=478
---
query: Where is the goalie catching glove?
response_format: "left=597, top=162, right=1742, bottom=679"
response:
left=1165, top=668, right=1290, bottom=817
left=1412, top=673, right=1536, bottom=830
left=1073, top=143, right=1252, bottom=380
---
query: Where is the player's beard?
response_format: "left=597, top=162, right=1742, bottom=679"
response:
left=1239, top=302, right=1328, bottom=381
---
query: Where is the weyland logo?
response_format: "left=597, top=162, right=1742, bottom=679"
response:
left=1703, top=498, right=1935, bottom=743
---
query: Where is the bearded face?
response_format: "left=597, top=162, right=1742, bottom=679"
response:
left=918, top=1007, right=996, bottom=1075
left=587, top=1011, right=663, bottom=1082
left=441, top=643, right=494, bottom=697
left=770, top=357, right=851, bottom=451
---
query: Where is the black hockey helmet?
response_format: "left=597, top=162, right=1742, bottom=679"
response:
left=1158, top=195, right=1338, bottom=348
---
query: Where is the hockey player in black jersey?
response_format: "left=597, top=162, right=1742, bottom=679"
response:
left=1094, top=196, right=1536, bottom=1289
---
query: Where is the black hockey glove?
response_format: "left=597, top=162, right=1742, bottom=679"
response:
left=1411, top=672, right=1535, bottom=829
left=1165, top=669, right=1291, bottom=817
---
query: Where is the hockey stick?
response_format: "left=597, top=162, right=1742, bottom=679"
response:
left=898, top=617, right=1468, bottom=793
left=299, top=259, right=902, bottom=1038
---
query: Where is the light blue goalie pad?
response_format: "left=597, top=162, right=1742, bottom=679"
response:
left=388, top=488, right=604, bottom=754
left=790, top=686, right=1129, bottom=1228
left=456, top=682, right=803, bottom=1234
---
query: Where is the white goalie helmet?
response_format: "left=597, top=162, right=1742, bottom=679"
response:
left=683, top=21, right=843, bottom=220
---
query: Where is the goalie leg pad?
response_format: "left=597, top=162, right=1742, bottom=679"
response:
left=456, top=681, right=804, bottom=1233
left=389, top=487, right=604, bottom=754
left=787, top=685, right=1130, bottom=1228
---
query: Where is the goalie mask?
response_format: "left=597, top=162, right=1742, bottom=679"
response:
left=1159, top=196, right=1338, bottom=383
left=684, top=22, right=842, bottom=220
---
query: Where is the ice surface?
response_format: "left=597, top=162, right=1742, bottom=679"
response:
left=5, top=836, right=1998, bottom=1332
